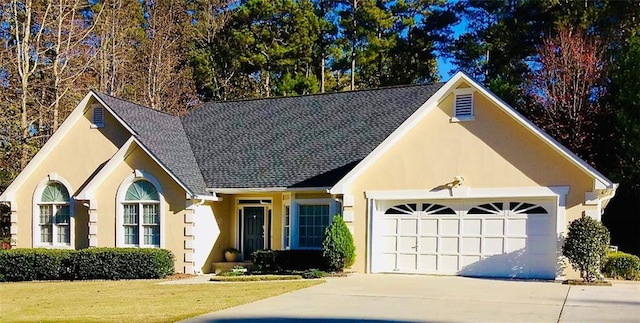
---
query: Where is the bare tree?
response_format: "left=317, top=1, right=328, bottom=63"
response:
left=46, top=0, right=104, bottom=131
left=136, top=0, right=197, bottom=114
left=95, top=0, right=145, bottom=96
left=8, top=0, right=52, bottom=167
left=526, top=27, right=608, bottom=163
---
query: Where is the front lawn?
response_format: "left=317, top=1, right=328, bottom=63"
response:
left=0, top=279, right=322, bottom=322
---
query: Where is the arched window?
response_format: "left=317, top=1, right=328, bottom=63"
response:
left=38, top=182, right=71, bottom=246
left=122, top=180, right=160, bottom=247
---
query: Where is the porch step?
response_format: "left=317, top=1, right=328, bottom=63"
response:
left=212, top=261, right=255, bottom=274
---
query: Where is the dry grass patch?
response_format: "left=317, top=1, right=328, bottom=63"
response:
left=0, top=279, right=322, bottom=322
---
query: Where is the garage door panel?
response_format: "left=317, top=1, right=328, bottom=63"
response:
left=461, top=255, right=481, bottom=268
left=418, top=254, right=437, bottom=271
left=507, top=219, right=527, bottom=235
left=381, top=253, right=396, bottom=271
left=420, top=237, right=438, bottom=253
left=381, top=219, right=397, bottom=235
left=485, top=219, right=505, bottom=235
left=462, top=237, right=481, bottom=254
left=382, top=236, right=397, bottom=252
left=462, top=219, right=482, bottom=235
left=399, top=236, right=417, bottom=252
left=400, top=219, right=418, bottom=234
left=441, top=219, right=460, bottom=235
left=375, top=198, right=557, bottom=279
left=527, top=216, right=553, bottom=235
left=528, top=237, right=555, bottom=255
left=507, top=237, right=527, bottom=252
left=420, top=219, right=438, bottom=235
left=441, top=237, right=459, bottom=253
left=485, top=237, right=504, bottom=255
left=398, top=254, right=417, bottom=271
left=440, top=255, right=459, bottom=272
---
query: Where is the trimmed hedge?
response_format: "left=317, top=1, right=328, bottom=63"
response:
left=0, top=248, right=174, bottom=282
left=602, top=251, right=640, bottom=280
left=252, top=249, right=326, bottom=272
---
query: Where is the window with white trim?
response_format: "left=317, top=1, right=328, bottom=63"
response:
left=122, top=180, right=160, bottom=247
left=452, top=88, right=474, bottom=121
left=37, top=182, right=71, bottom=246
left=290, top=199, right=340, bottom=250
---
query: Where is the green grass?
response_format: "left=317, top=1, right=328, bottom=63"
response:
left=210, top=274, right=303, bottom=281
left=0, top=279, right=322, bottom=322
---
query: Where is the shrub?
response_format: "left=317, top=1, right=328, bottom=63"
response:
left=602, top=251, right=640, bottom=280
left=562, top=216, right=610, bottom=282
left=322, top=215, right=355, bottom=272
left=301, top=269, right=326, bottom=279
left=0, top=249, right=72, bottom=281
left=252, top=249, right=280, bottom=273
left=0, top=248, right=174, bottom=282
left=251, top=250, right=325, bottom=272
left=275, top=250, right=325, bottom=271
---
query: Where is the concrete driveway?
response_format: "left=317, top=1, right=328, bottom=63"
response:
left=180, top=274, right=640, bottom=323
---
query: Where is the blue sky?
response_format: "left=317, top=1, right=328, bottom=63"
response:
left=437, top=16, right=468, bottom=81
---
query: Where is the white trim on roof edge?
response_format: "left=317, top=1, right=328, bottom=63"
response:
left=0, top=92, right=94, bottom=202
left=329, top=71, right=615, bottom=195
left=89, top=90, right=138, bottom=136
left=75, top=136, right=199, bottom=200
left=207, top=187, right=332, bottom=194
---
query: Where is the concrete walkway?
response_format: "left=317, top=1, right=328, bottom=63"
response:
left=177, top=274, right=640, bottom=323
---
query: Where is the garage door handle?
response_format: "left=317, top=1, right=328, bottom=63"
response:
left=411, top=245, right=418, bottom=249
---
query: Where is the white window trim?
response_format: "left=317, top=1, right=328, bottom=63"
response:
left=116, top=172, right=165, bottom=248
left=291, top=198, right=340, bottom=250
left=32, top=176, right=75, bottom=249
left=451, top=88, right=475, bottom=122
left=282, top=199, right=292, bottom=250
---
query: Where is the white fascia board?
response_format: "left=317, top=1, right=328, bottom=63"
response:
left=330, top=73, right=468, bottom=195
left=365, top=186, right=570, bottom=200
left=89, top=90, right=138, bottom=136
left=75, top=137, right=137, bottom=200
left=193, top=194, right=220, bottom=202
left=457, top=73, right=615, bottom=190
left=0, top=92, right=94, bottom=202
left=207, top=187, right=332, bottom=194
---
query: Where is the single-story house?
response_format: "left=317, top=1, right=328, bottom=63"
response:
left=0, top=72, right=617, bottom=279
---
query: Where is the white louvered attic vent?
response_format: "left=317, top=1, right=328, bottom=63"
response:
left=92, top=105, right=104, bottom=128
left=452, top=89, right=474, bottom=122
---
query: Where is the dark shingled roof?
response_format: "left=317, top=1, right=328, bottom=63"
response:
left=93, top=83, right=444, bottom=192
left=93, top=92, right=208, bottom=195
left=182, top=83, right=444, bottom=189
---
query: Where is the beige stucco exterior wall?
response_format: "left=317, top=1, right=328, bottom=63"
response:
left=13, top=98, right=129, bottom=248
left=91, top=144, right=189, bottom=271
left=346, top=83, right=597, bottom=274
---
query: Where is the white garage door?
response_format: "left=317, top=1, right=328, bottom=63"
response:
left=372, top=199, right=557, bottom=279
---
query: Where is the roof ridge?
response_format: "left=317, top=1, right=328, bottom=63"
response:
left=90, top=90, right=179, bottom=117
left=200, top=82, right=445, bottom=106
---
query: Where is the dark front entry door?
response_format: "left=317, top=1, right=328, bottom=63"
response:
left=243, top=207, right=265, bottom=260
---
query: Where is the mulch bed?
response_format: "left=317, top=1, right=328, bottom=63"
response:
left=163, top=273, right=197, bottom=281
left=563, top=279, right=612, bottom=286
